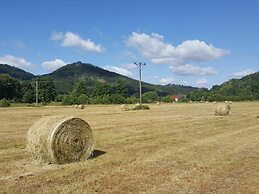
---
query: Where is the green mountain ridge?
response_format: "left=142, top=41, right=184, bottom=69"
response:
left=0, top=62, right=197, bottom=96
left=209, top=71, right=259, bottom=100
left=1, top=62, right=258, bottom=101
left=0, top=64, right=35, bottom=80
left=187, top=71, right=259, bottom=101
left=46, top=62, right=197, bottom=96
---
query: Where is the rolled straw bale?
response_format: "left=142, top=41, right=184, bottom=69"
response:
left=214, top=104, right=231, bottom=116
left=78, top=104, right=85, bottom=109
left=75, top=104, right=79, bottom=109
left=121, top=104, right=130, bottom=111
left=27, top=115, right=94, bottom=164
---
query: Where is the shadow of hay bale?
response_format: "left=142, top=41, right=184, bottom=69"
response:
left=90, top=150, right=106, bottom=159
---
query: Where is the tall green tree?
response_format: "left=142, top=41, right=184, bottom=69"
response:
left=21, top=82, right=35, bottom=104
left=142, top=91, right=159, bottom=103
left=37, top=77, right=57, bottom=103
left=72, top=80, right=88, bottom=94
left=0, top=74, right=21, bottom=100
left=93, top=82, right=111, bottom=97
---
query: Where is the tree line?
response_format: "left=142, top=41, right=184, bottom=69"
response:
left=1, top=72, right=259, bottom=106
left=0, top=74, right=176, bottom=105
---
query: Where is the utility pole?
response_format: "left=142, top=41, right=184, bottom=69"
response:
left=36, top=79, right=38, bottom=107
left=134, top=62, right=146, bottom=105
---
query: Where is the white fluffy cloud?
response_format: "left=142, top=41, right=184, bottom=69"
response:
left=158, top=77, right=174, bottom=84
left=233, top=69, right=256, bottom=78
left=127, top=32, right=229, bottom=75
left=104, top=65, right=133, bottom=77
left=170, top=64, right=218, bottom=76
left=123, top=63, right=137, bottom=70
left=196, top=79, right=208, bottom=88
left=51, top=32, right=105, bottom=53
left=0, top=55, right=34, bottom=68
left=41, top=59, right=67, bottom=70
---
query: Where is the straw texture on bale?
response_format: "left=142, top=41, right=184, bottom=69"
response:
left=215, top=104, right=231, bottom=116
left=27, top=115, right=94, bottom=164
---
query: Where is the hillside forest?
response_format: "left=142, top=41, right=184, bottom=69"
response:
left=0, top=62, right=259, bottom=105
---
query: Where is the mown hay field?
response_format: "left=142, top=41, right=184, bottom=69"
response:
left=0, top=102, right=259, bottom=193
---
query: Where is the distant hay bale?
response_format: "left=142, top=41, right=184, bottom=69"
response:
left=206, top=101, right=209, bottom=104
left=75, top=104, right=79, bottom=109
left=156, top=101, right=161, bottom=105
left=121, top=104, right=130, bottom=111
left=27, top=115, right=94, bottom=164
left=78, top=104, right=85, bottom=109
left=213, top=101, right=217, bottom=104
left=136, top=103, right=140, bottom=106
left=229, top=101, right=232, bottom=104
left=132, top=104, right=150, bottom=110
left=214, top=104, right=231, bottom=116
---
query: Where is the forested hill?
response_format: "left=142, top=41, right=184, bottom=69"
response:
left=0, top=64, right=35, bottom=80
left=210, top=71, right=259, bottom=100
left=188, top=71, right=259, bottom=101
left=45, top=61, right=197, bottom=95
left=0, top=62, right=197, bottom=102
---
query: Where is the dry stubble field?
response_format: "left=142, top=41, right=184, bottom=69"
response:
left=0, top=102, right=259, bottom=193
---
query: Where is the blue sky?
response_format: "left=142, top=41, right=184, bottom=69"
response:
left=0, top=0, right=258, bottom=88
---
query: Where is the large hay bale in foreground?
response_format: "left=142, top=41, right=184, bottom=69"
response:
left=215, top=104, right=231, bottom=116
left=27, top=115, right=94, bottom=164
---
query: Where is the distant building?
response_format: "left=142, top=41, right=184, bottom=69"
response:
left=171, top=95, right=179, bottom=102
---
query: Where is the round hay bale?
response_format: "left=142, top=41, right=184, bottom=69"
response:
left=132, top=104, right=150, bottom=110
left=121, top=104, right=130, bottom=111
left=214, top=104, right=231, bottom=116
left=78, top=104, right=85, bottom=109
left=75, top=104, right=79, bottom=109
left=27, top=115, right=94, bottom=164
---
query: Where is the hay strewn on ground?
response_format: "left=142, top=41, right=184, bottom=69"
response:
left=1, top=102, right=259, bottom=193
left=27, top=115, right=94, bottom=164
